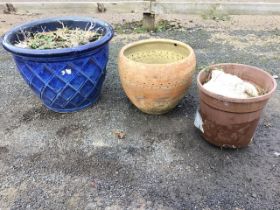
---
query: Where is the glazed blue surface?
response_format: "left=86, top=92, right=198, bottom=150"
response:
left=2, top=17, right=114, bottom=112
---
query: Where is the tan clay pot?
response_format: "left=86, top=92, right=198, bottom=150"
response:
left=118, top=39, right=196, bottom=114
left=196, top=63, right=277, bottom=148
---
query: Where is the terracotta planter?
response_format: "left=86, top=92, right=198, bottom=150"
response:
left=196, top=63, right=277, bottom=148
left=118, top=39, right=196, bottom=114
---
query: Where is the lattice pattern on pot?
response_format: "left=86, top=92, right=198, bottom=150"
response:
left=14, top=46, right=109, bottom=111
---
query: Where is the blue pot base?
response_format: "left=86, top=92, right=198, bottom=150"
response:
left=43, top=94, right=101, bottom=113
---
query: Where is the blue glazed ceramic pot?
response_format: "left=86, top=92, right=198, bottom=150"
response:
left=2, top=17, right=114, bottom=112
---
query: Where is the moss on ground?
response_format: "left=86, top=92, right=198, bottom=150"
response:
left=201, top=5, right=230, bottom=21
left=114, top=19, right=183, bottom=34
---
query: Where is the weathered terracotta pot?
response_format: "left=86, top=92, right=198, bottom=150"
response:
left=196, top=63, right=277, bottom=148
left=118, top=39, right=196, bottom=114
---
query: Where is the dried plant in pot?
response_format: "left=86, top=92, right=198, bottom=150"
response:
left=2, top=16, right=114, bottom=112
left=118, top=39, right=196, bottom=114
left=195, top=63, right=277, bottom=148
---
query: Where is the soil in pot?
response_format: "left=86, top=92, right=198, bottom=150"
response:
left=15, top=22, right=103, bottom=49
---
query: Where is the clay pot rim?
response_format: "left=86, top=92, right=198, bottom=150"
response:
left=119, top=38, right=195, bottom=66
left=197, top=63, right=277, bottom=103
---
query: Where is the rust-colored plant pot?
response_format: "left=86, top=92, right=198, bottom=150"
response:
left=118, top=39, right=196, bottom=114
left=196, top=63, right=277, bottom=148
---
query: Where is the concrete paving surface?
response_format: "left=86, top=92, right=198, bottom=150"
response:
left=0, top=15, right=280, bottom=210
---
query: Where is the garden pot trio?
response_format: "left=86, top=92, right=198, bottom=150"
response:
left=2, top=17, right=277, bottom=148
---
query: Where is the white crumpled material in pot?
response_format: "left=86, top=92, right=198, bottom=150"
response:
left=203, top=70, right=259, bottom=99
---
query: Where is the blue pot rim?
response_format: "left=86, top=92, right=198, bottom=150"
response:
left=1, top=16, right=114, bottom=57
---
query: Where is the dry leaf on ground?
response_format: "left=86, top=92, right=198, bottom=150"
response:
left=113, top=131, right=126, bottom=139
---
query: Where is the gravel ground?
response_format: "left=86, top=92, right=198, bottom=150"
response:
left=0, top=16, right=280, bottom=210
